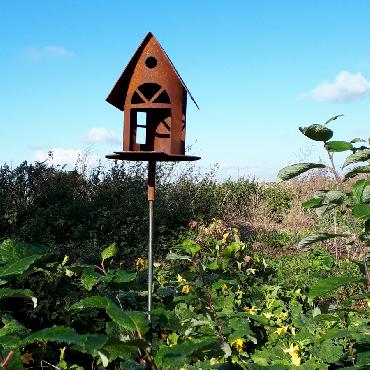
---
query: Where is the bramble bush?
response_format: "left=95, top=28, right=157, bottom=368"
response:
left=0, top=222, right=369, bottom=369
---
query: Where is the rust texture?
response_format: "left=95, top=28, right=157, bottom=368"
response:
left=147, top=161, right=156, bottom=201
left=106, top=32, right=200, bottom=162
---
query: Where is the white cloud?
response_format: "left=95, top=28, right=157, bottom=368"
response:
left=34, top=148, right=98, bottom=166
left=26, top=46, right=74, bottom=61
left=299, top=71, right=370, bottom=103
left=84, top=128, right=121, bottom=145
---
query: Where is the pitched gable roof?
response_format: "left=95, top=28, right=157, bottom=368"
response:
left=106, top=32, right=199, bottom=111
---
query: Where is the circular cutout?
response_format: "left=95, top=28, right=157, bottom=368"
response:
left=145, top=56, right=157, bottom=69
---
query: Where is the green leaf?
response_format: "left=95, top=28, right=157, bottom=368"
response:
left=344, top=165, right=370, bottom=180
left=362, top=185, right=370, bottom=203
left=80, top=334, right=108, bottom=353
left=103, top=342, right=143, bottom=362
left=302, top=190, right=346, bottom=215
left=299, top=124, right=333, bottom=142
left=112, top=270, right=137, bottom=283
left=222, top=241, right=243, bottom=257
left=308, top=275, right=363, bottom=299
left=70, top=296, right=148, bottom=334
left=155, top=338, right=220, bottom=368
left=101, top=243, right=118, bottom=261
left=81, top=269, right=102, bottom=291
left=325, top=140, right=353, bottom=152
left=182, top=239, right=201, bottom=257
left=351, top=138, right=366, bottom=143
left=277, top=163, right=326, bottom=181
left=0, top=239, right=47, bottom=266
left=157, top=286, right=176, bottom=297
left=71, top=295, right=110, bottom=310
left=22, top=327, right=87, bottom=346
left=166, top=252, right=192, bottom=261
left=21, top=327, right=107, bottom=355
left=317, top=339, right=344, bottom=363
left=343, top=148, right=370, bottom=168
left=322, top=190, right=346, bottom=205
left=324, top=114, right=343, bottom=125
left=298, top=233, right=348, bottom=248
left=315, top=204, right=337, bottom=218
left=352, top=179, right=368, bottom=204
left=121, top=360, right=146, bottom=370
left=206, top=259, right=219, bottom=270
left=302, top=198, right=322, bottom=208
left=0, top=288, right=37, bottom=308
left=353, top=204, right=370, bottom=221
left=0, top=315, right=30, bottom=348
left=0, top=255, right=41, bottom=285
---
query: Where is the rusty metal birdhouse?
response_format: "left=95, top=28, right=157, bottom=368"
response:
left=104, top=34, right=201, bottom=342
left=106, top=32, right=200, bottom=162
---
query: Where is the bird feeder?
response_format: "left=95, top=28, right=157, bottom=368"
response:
left=105, top=32, right=200, bottom=344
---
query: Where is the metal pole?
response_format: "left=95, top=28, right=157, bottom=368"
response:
left=148, top=199, right=154, bottom=322
left=147, top=161, right=156, bottom=353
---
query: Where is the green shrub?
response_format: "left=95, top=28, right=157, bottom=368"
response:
left=0, top=232, right=368, bottom=369
left=0, top=162, right=260, bottom=262
left=260, top=184, right=293, bottom=223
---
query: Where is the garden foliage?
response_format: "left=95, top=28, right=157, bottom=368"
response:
left=0, top=226, right=369, bottom=368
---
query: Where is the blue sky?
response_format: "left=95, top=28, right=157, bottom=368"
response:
left=1, top=0, right=370, bottom=180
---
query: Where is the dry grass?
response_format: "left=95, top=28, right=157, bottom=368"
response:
left=224, top=171, right=361, bottom=258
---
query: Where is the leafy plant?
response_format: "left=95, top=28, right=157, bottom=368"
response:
left=278, top=115, right=370, bottom=288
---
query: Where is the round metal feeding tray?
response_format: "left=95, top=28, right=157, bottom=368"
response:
left=106, top=151, right=200, bottom=162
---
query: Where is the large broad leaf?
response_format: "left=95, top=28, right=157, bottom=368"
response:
left=299, top=124, right=333, bottom=142
left=325, top=141, right=353, bottom=152
left=21, top=327, right=107, bottom=354
left=343, top=148, right=370, bottom=168
left=0, top=239, right=47, bottom=266
left=352, top=179, right=367, bottom=204
left=322, top=190, right=346, bottom=205
left=298, top=233, right=348, bottom=248
left=0, top=255, right=43, bottom=285
left=344, top=165, right=370, bottom=180
left=0, top=288, right=37, bottom=308
left=0, top=315, right=30, bottom=349
left=353, top=204, right=370, bottom=221
left=308, top=276, right=363, bottom=299
left=70, top=296, right=148, bottom=334
left=302, top=190, right=347, bottom=217
left=277, top=163, right=326, bottom=181
left=22, top=327, right=86, bottom=346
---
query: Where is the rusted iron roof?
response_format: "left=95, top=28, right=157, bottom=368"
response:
left=106, top=32, right=199, bottom=111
